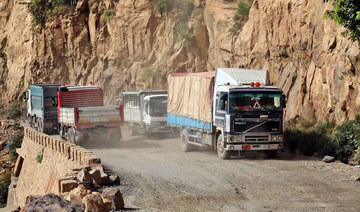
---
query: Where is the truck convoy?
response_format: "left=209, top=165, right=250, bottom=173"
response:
left=167, top=68, right=286, bottom=159
left=24, top=83, right=123, bottom=145
left=122, top=90, right=170, bottom=136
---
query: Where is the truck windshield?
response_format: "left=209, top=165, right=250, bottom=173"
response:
left=229, top=92, right=282, bottom=111
left=149, top=97, right=167, bottom=117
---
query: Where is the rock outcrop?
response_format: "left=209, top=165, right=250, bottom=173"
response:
left=0, top=0, right=359, bottom=124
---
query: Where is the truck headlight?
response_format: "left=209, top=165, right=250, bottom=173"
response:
left=272, top=135, right=283, bottom=142
left=236, top=136, right=242, bottom=142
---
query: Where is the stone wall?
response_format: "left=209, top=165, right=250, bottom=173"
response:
left=10, top=127, right=101, bottom=207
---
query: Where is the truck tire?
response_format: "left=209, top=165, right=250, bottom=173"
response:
left=28, top=116, right=32, bottom=128
left=217, top=135, right=230, bottom=160
left=130, top=127, right=138, bottom=136
left=181, top=129, right=193, bottom=152
left=68, top=127, right=76, bottom=144
left=37, top=118, right=44, bottom=133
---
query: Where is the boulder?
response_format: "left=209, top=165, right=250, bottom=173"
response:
left=322, top=155, right=335, bottom=163
left=23, top=193, right=84, bottom=212
left=90, top=164, right=111, bottom=185
left=77, top=169, right=92, bottom=185
left=82, top=192, right=107, bottom=212
left=60, top=180, right=78, bottom=193
left=101, top=174, right=111, bottom=186
left=102, top=197, right=113, bottom=212
left=65, top=193, right=83, bottom=204
left=24, top=195, right=42, bottom=205
left=109, top=175, right=120, bottom=185
left=89, top=170, right=102, bottom=185
left=102, top=187, right=124, bottom=210
left=73, top=184, right=88, bottom=198
left=352, top=175, right=360, bottom=181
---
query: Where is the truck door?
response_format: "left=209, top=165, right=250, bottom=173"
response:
left=215, top=92, right=228, bottom=127
left=143, top=100, right=150, bottom=126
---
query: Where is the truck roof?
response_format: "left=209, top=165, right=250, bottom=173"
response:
left=217, top=85, right=283, bottom=93
left=170, top=72, right=215, bottom=79
left=30, top=84, right=61, bottom=88
left=215, top=68, right=269, bottom=86
left=122, top=90, right=168, bottom=95
left=65, top=85, right=101, bottom=91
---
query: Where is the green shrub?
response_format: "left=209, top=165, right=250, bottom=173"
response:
left=237, top=0, right=253, bottom=16
left=140, top=67, right=154, bottom=82
left=8, top=130, right=24, bottom=161
left=0, top=182, right=9, bottom=208
left=284, top=118, right=360, bottom=164
left=28, top=0, right=49, bottom=26
left=353, top=148, right=360, bottom=165
left=102, top=9, right=115, bottom=23
left=28, top=0, right=74, bottom=26
left=230, top=0, right=253, bottom=33
left=284, top=122, right=334, bottom=156
left=175, top=22, right=195, bottom=42
left=155, top=0, right=169, bottom=16
left=331, top=120, right=360, bottom=163
left=323, top=0, right=360, bottom=45
left=36, top=148, right=44, bottom=163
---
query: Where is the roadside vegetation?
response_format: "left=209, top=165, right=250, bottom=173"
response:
left=0, top=100, right=25, bottom=208
left=284, top=116, right=360, bottom=165
left=28, top=0, right=76, bottom=26
left=323, top=0, right=360, bottom=45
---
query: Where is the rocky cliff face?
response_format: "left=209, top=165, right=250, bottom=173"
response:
left=0, top=0, right=359, bottom=125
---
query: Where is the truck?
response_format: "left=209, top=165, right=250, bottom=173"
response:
left=23, top=84, right=60, bottom=134
left=167, top=68, right=286, bottom=159
left=57, top=84, right=124, bottom=144
left=122, top=90, right=170, bottom=136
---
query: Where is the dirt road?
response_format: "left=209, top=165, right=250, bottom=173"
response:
left=84, top=129, right=360, bottom=212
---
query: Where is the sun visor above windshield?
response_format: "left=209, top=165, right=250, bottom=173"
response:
left=215, top=68, right=269, bottom=86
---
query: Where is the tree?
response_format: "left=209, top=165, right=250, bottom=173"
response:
left=324, top=0, right=360, bottom=45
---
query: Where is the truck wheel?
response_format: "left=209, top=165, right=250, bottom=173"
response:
left=68, top=127, right=76, bottom=144
left=28, top=116, right=32, bottom=127
left=59, top=126, right=66, bottom=139
left=181, top=129, right=192, bottom=152
left=37, top=118, right=44, bottom=133
left=130, top=127, right=138, bottom=136
left=217, top=135, right=230, bottom=160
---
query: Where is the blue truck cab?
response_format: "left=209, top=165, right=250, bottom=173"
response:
left=167, top=68, right=286, bottom=159
left=24, top=84, right=60, bottom=133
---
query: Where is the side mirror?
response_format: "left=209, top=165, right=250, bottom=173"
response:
left=282, top=94, right=286, bottom=108
left=51, top=98, right=58, bottom=106
left=22, top=92, right=27, bottom=102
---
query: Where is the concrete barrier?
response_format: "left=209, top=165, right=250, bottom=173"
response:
left=10, top=127, right=102, bottom=206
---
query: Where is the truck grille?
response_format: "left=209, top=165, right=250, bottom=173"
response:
left=234, top=121, right=280, bottom=133
left=244, top=135, right=270, bottom=142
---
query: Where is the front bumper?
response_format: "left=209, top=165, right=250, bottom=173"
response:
left=225, top=143, right=283, bottom=151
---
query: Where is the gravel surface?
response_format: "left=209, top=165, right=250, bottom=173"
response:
left=83, top=128, right=360, bottom=212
